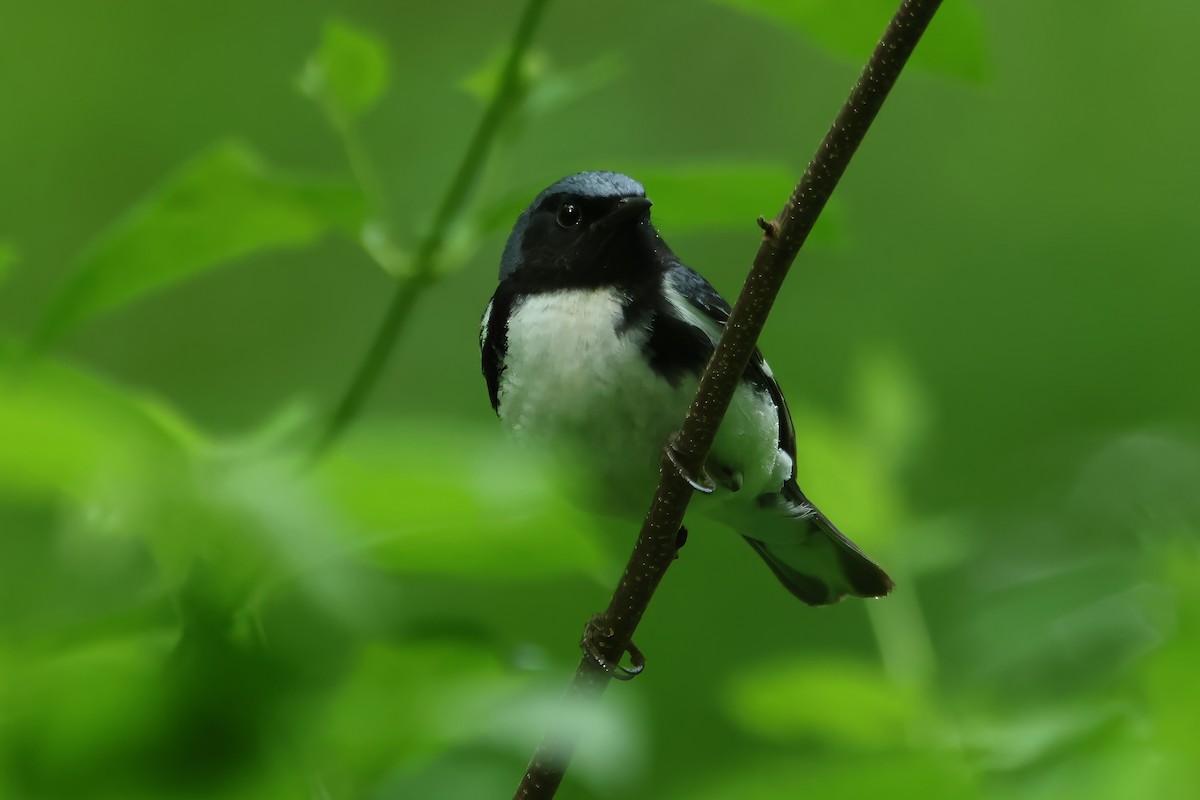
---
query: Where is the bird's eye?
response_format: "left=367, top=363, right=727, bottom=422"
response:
left=556, top=202, right=583, bottom=229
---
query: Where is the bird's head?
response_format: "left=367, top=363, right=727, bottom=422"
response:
left=499, top=171, right=655, bottom=286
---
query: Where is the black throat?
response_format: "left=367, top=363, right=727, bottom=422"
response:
left=482, top=220, right=715, bottom=407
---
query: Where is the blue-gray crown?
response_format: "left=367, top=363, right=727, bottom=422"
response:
left=499, top=171, right=646, bottom=279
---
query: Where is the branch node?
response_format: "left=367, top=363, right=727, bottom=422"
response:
left=756, top=215, right=779, bottom=238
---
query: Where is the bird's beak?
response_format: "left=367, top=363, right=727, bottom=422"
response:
left=607, top=196, right=653, bottom=227
left=584, top=196, right=653, bottom=258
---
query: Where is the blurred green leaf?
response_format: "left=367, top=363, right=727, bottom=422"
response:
left=525, top=54, right=623, bottom=114
left=33, top=141, right=365, bottom=348
left=1131, top=535, right=1200, bottom=795
left=460, top=48, right=539, bottom=102
left=461, top=49, right=622, bottom=114
left=790, top=402, right=903, bottom=552
left=322, top=641, right=644, bottom=793
left=0, top=347, right=339, bottom=605
left=0, top=342, right=202, bottom=501
left=987, top=739, right=1174, bottom=800
left=297, top=20, right=390, bottom=121
left=322, top=641, right=517, bottom=776
left=1069, top=434, right=1200, bottom=535
left=671, top=752, right=974, bottom=800
left=0, top=632, right=174, bottom=798
left=852, top=349, right=931, bottom=471
left=724, top=655, right=923, bottom=747
left=315, top=423, right=612, bottom=581
left=0, top=344, right=267, bottom=597
left=359, top=219, right=412, bottom=276
left=962, top=553, right=1169, bottom=682
left=962, top=702, right=1128, bottom=772
left=713, top=0, right=988, bottom=81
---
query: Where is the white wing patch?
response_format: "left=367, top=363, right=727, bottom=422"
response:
left=479, top=298, right=493, bottom=351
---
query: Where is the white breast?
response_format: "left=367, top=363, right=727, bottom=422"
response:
left=497, top=289, right=682, bottom=510
left=497, top=286, right=793, bottom=515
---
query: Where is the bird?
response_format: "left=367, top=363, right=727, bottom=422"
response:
left=479, top=171, right=892, bottom=605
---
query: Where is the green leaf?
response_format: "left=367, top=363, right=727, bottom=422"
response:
left=724, top=655, right=923, bottom=747
left=961, top=703, right=1128, bottom=771
left=322, top=641, right=515, bottom=772
left=461, top=49, right=622, bottom=114
left=525, top=54, right=623, bottom=114
left=298, top=19, right=390, bottom=121
left=852, top=349, right=931, bottom=471
left=0, top=341, right=203, bottom=501
left=315, top=423, right=612, bottom=581
left=669, top=753, right=973, bottom=800
left=34, top=141, right=365, bottom=348
left=714, top=0, right=988, bottom=82
left=322, top=641, right=643, bottom=788
left=789, top=401, right=904, bottom=552
left=0, top=343, right=219, bottom=604
left=460, top=48, right=538, bottom=102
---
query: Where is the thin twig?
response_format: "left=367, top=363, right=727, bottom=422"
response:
left=310, top=0, right=552, bottom=459
left=512, top=1, right=943, bottom=797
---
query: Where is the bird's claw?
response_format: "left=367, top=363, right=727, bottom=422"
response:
left=581, top=615, right=646, bottom=681
left=665, top=437, right=715, bottom=494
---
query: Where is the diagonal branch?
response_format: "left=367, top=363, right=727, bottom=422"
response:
left=513, top=0, right=943, bottom=797
left=309, top=0, right=552, bottom=460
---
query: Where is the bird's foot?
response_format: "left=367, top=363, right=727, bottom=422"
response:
left=581, top=615, right=645, bottom=681
left=709, top=464, right=743, bottom=493
left=665, top=436, right=715, bottom=494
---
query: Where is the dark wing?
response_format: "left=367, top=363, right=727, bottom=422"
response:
left=668, top=264, right=893, bottom=604
left=480, top=291, right=511, bottom=413
left=664, top=263, right=799, bottom=468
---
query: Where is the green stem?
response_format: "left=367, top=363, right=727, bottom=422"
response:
left=334, top=110, right=390, bottom=227
left=309, top=0, right=552, bottom=459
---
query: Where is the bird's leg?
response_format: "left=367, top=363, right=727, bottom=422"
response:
left=581, top=615, right=645, bottom=681
left=709, top=464, right=743, bottom=493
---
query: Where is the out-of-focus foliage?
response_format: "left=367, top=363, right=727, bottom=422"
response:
left=2, top=1, right=1197, bottom=798
left=33, top=143, right=365, bottom=348
left=298, top=21, right=391, bottom=123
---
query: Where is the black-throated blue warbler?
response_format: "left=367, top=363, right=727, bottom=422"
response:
left=480, top=171, right=892, bottom=604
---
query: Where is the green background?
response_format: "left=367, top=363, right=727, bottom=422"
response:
left=2, top=1, right=1197, bottom=798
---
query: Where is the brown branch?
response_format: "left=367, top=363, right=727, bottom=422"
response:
left=512, top=0, right=944, bottom=797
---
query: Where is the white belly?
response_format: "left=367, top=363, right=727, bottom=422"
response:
left=499, top=289, right=685, bottom=510
left=498, top=287, right=792, bottom=516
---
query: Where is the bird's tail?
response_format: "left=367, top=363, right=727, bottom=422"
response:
left=741, top=483, right=893, bottom=606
